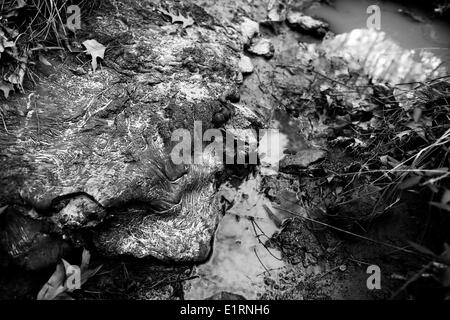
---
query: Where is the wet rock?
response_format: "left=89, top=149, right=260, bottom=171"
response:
left=240, top=17, right=260, bottom=45
left=247, top=38, right=275, bottom=58
left=286, top=11, right=329, bottom=38
left=279, top=149, right=326, bottom=173
left=238, top=54, right=254, bottom=74
left=93, top=175, right=221, bottom=262
left=0, top=0, right=251, bottom=262
left=0, top=206, right=71, bottom=271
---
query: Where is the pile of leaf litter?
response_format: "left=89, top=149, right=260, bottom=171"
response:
left=0, top=0, right=100, bottom=98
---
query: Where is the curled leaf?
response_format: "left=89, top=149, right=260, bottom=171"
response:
left=37, top=263, right=67, bottom=300
left=158, top=6, right=195, bottom=29
left=83, top=39, right=106, bottom=72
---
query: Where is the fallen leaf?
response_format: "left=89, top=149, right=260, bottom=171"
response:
left=158, top=7, right=195, bottom=29
left=38, top=55, right=52, bottom=66
left=7, top=60, right=27, bottom=86
left=37, top=249, right=101, bottom=300
left=37, top=263, right=67, bottom=300
left=0, top=81, right=14, bottom=98
left=81, top=248, right=91, bottom=273
left=83, top=39, right=106, bottom=72
left=0, top=30, right=16, bottom=54
left=395, top=130, right=412, bottom=140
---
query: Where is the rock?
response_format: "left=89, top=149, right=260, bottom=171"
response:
left=93, top=175, right=221, bottom=261
left=247, top=38, right=275, bottom=58
left=286, top=11, right=329, bottom=38
left=267, top=6, right=286, bottom=23
left=0, top=206, right=71, bottom=271
left=52, top=196, right=106, bottom=228
left=279, top=149, right=326, bottom=173
left=240, top=17, right=259, bottom=45
left=238, top=54, right=254, bottom=74
left=0, top=1, right=252, bottom=262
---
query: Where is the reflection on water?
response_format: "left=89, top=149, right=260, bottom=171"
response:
left=319, top=28, right=445, bottom=84
left=185, top=175, right=287, bottom=299
left=305, top=0, right=450, bottom=68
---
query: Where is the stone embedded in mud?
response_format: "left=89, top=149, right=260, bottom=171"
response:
left=247, top=38, right=275, bottom=58
left=238, top=54, right=254, bottom=74
left=279, top=149, right=327, bottom=173
left=240, top=17, right=260, bottom=45
left=267, top=6, right=286, bottom=23
left=286, top=11, right=329, bottom=38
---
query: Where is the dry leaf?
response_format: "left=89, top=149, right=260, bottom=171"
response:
left=6, top=57, right=27, bottom=87
left=37, top=248, right=102, bottom=300
left=158, top=7, right=195, bottom=29
left=81, top=248, right=91, bottom=273
left=37, top=263, right=67, bottom=300
left=39, top=55, right=52, bottom=66
left=83, top=39, right=106, bottom=72
left=0, top=81, right=14, bottom=98
left=0, top=30, right=16, bottom=57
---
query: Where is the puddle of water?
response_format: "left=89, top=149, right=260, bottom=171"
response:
left=258, top=125, right=289, bottom=176
left=305, top=0, right=450, bottom=68
left=184, top=175, right=287, bottom=300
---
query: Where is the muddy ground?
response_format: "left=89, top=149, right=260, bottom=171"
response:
left=0, top=0, right=449, bottom=300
